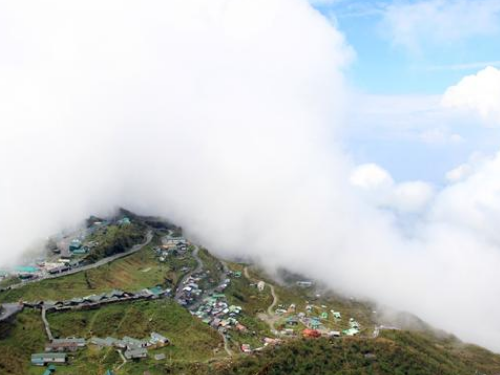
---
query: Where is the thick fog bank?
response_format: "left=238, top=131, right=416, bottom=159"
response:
left=1, top=0, right=500, bottom=351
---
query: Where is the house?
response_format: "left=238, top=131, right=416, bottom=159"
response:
left=328, top=331, right=341, bottom=338
left=343, top=328, right=359, bottom=336
left=71, top=247, right=88, bottom=255
left=241, top=344, right=252, bottom=353
left=310, top=319, right=321, bottom=329
left=331, top=310, right=342, bottom=320
left=122, top=336, right=148, bottom=349
left=45, top=338, right=86, bottom=352
left=150, top=332, right=169, bottom=346
left=124, top=347, right=148, bottom=360
left=284, top=328, right=294, bottom=336
left=302, top=329, right=321, bottom=338
left=43, top=365, right=57, bottom=375
left=257, top=281, right=265, bottom=292
left=69, top=239, right=83, bottom=252
left=349, top=318, right=360, bottom=329
left=117, top=217, right=131, bottom=225
left=296, top=281, right=314, bottom=288
left=263, top=337, right=281, bottom=345
left=235, top=324, right=247, bottom=333
left=49, top=266, right=70, bottom=275
left=31, top=353, right=67, bottom=366
left=90, top=337, right=117, bottom=347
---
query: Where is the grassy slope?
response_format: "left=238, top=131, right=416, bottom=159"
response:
left=215, top=332, right=500, bottom=375
left=85, top=223, right=146, bottom=262
left=0, top=300, right=224, bottom=375
left=2, top=244, right=500, bottom=375
left=47, top=299, right=224, bottom=374
left=0, top=310, right=46, bottom=375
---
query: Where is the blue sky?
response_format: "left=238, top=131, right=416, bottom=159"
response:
left=313, top=0, right=500, bottom=95
left=310, top=0, right=500, bottom=184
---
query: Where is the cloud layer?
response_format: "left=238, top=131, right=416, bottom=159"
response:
left=442, top=66, right=500, bottom=125
left=381, top=0, right=500, bottom=54
left=1, top=0, right=500, bottom=352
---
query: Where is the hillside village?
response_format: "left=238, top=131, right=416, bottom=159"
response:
left=0, top=212, right=499, bottom=375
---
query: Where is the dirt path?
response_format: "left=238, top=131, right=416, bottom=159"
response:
left=219, top=331, right=233, bottom=357
left=244, top=266, right=279, bottom=334
left=41, top=306, right=53, bottom=341
left=116, top=349, right=127, bottom=370
left=267, top=284, right=278, bottom=316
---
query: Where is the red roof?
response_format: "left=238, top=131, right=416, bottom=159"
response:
left=302, top=329, right=321, bottom=338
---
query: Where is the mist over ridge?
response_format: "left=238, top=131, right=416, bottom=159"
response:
left=1, top=0, right=500, bottom=351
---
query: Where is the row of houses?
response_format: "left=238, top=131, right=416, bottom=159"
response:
left=24, top=287, right=170, bottom=311
left=45, top=338, right=86, bottom=352
left=32, top=337, right=86, bottom=366
left=32, top=332, right=170, bottom=366
left=90, top=332, right=170, bottom=360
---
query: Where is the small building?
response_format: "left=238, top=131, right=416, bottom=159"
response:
left=257, top=281, right=265, bottom=292
left=49, top=266, right=70, bottom=275
left=43, top=365, right=57, bottom=375
left=302, top=329, right=321, bottom=338
left=241, top=344, right=252, bottom=353
left=122, top=336, right=148, bottom=349
left=296, top=281, right=313, bottom=288
left=328, top=331, right=341, bottom=338
left=343, top=327, right=359, bottom=336
left=45, top=338, right=86, bottom=352
left=154, top=353, right=166, bottom=361
left=90, top=337, right=117, bottom=348
left=124, top=347, right=148, bottom=360
left=31, top=353, right=67, bottom=366
left=118, top=217, right=131, bottom=225
left=69, top=239, right=83, bottom=252
left=150, top=332, right=169, bottom=346
left=310, top=319, right=321, bottom=330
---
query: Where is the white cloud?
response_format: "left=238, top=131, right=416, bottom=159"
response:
left=419, top=128, right=463, bottom=145
left=426, top=60, right=500, bottom=71
left=433, top=151, right=500, bottom=245
left=381, top=0, right=500, bottom=53
left=350, top=164, right=434, bottom=213
left=2, top=0, right=500, bottom=353
left=446, top=164, right=472, bottom=182
left=442, top=66, right=500, bottom=125
left=350, top=163, right=394, bottom=190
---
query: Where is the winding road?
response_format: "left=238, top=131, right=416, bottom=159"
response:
left=244, top=266, right=279, bottom=334
left=6, top=231, right=153, bottom=291
left=174, top=244, right=203, bottom=303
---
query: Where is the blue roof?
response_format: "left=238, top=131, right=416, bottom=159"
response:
left=15, top=266, right=38, bottom=273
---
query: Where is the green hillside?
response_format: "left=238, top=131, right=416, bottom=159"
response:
left=1, top=215, right=499, bottom=375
